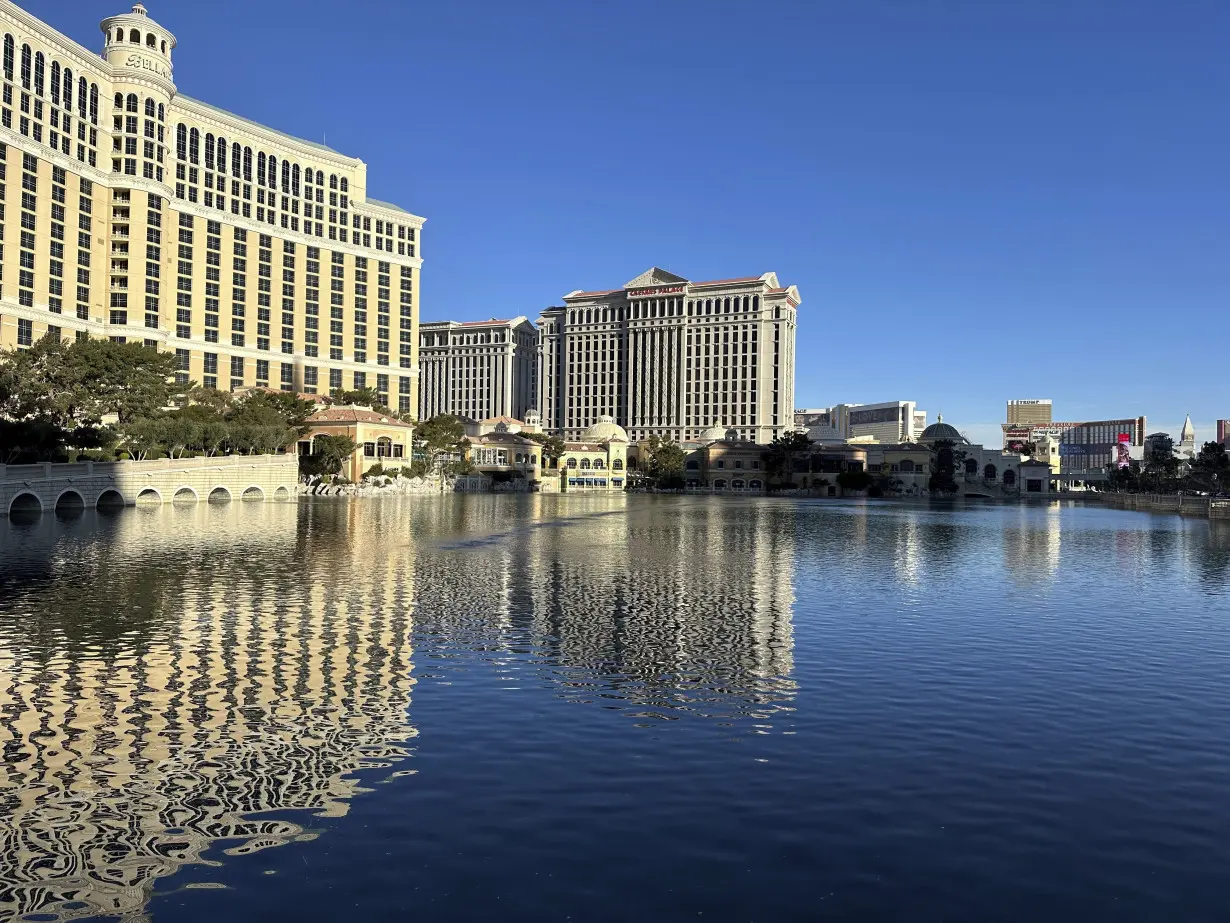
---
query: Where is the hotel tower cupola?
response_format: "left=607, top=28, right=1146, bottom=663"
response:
left=100, top=3, right=177, bottom=83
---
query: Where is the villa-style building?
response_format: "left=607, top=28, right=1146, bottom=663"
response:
left=299, top=405, right=414, bottom=482
left=559, top=416, right=629, bottom=491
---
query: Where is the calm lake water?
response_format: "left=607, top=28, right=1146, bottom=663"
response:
left=2, top=496, right=1230, bottom=922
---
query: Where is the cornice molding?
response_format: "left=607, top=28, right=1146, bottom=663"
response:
left=0, top=0, right=111, bottom=78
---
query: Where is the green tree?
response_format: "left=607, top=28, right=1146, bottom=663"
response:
left=929, top=439, right=961, bottom=494
left=414, top=414, right=468, bottom=472
left=762, top=431, right=813, bottom=484
left=330, top=387, right=391, bottom=414
left=1187, top=441, right=1230, bottom=495
left=645, top=435, right=686, bottom=487
left=223, top=391, right=302, bottom=455
left=1142, top=432, right=1180, bottom=492
left=119, top=418, right=165, bottom=461
left=299, top=434, right=359, bottom=478
left=238, top=390, right=316, bottom=437
left=525, top=431, right=566, bottom=468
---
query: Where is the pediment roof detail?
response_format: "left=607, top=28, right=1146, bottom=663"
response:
left=623, top=267, right=689, bottom=288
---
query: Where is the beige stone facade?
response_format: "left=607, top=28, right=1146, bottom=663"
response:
left=0, top=3, right=424, bottom=415
left=537, top=267, right=799, bottom=445
left=418, top=316, right=536, bottom=422
left=299, top=405, right=414, bottom=482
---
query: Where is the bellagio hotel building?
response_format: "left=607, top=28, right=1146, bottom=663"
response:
left=0, top=2, right=424, bottom=413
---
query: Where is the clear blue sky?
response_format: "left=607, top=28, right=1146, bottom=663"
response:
left=33, top=1, right=1230, bottom=446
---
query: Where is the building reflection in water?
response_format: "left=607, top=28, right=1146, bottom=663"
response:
left=0, top=503, right=418, bottom=922
left=0, top=495, right=800, bottom=921
left=412, top=496, right=798, bottom=722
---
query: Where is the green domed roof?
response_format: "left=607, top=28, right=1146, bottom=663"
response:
left=920, top=416, right=962, bottom=442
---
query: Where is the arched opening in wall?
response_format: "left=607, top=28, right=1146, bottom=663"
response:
left=54, top=490, right=85, bottom=519
left=8, top=492, right=42, bottom=519
left=136, top=488, right=161, bottom=505
left=273, top=486, right=291, bottom=502
left=208, top=486, right=232, bottom=504
left=146, top=33, right=156, bottom=47
left=749, top=479, right=763, bottom=490
left=732, top=479, right=746, bottom=490
left=984, top=464, right=998, bottom=481
left=1003, top=470, right=1017, bottom=487
left=241, top=486, right=265, bottom=502
left=161, top=40, right=166, bottom=54
left=172, top=487, right=198, bottom=505
left=964, top=458, right=978, bottom=476
left=96, top=489, right=125, bottom=512
left=128, top=28, right=140, bottom=43
left=713, top=479, right=727, bottom=491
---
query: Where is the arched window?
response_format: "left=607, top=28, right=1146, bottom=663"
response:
left=129, top=28, right=140, bottom=43
left=900, top=460, right=915, bottom=472
left=62, top=68, right=71, bottom=110
left=964, top=458, right=978, bottom=476
left=204, top=133, right=214, bottom=169
left=2, top=35, right=11, bottom=81
left=281, top=160, right=290, bottom=192
left=144, top=98, right=155, bottom=117
left=161, top=40, right=167, bottom=54
left=89, top=83, right=98, bottom=124
left=984, top=464, right=997, bottom=481
left=32, top=51, right=43, bottom=97
left=175, top=123, right=187, bottom=160
left=1003, top=470, right=1017, bottom=487
left=613, top=459, right=624, bottom=470
left=592, top=459, right=605, bottom=469
left=189, top=127, right=200, bottom=164
left=115, top=27, right=123, bottom=42
left=340, top=177, right=348, bottom=193
left=126, top=93, right=138, bottom=113
left=580, top=459, right=591, bottom=470
left=257, top=151, right=266, bottom=184
left=243, top=147, right=252, bottom=181
left=752, top=295, right=759, bottom=311
left=20, top=43, right=30, bottom=89
left=231, top=143, right=241, bottom=177
left=146, top=33, right=156, bottom=48
left=329, top=173, right=338, bottom=189
left=76, top=76, right=86, bottom=117
left=216, top=137, right=227, bottom=173
left=267, top=156, right=278, bottom=189
left=292, top=164, right=300, bottom=196
left=114, top=92, right=123, bottom=110
left=157, top=102, right=164, bottom=122
left=566, top=457, right=577, bottom=468
left=50, top=61, right=59, bottom=104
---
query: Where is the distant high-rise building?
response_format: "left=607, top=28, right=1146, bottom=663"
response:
left=537, top=268, right=799, bottom=443
left=1006, top=400, right=1053, bottom=426
left=797, top=402, right=926, bottom=444
left=418, top=317, right=537, bottom=422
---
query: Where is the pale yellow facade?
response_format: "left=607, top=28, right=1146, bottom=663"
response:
left=0, top=2, right=424, bottom=413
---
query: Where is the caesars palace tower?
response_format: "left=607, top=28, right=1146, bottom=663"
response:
left=0, top=2, right=424, bottom=412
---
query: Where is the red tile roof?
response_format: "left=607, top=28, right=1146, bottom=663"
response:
left=308, top=407, right=413, bottom=426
